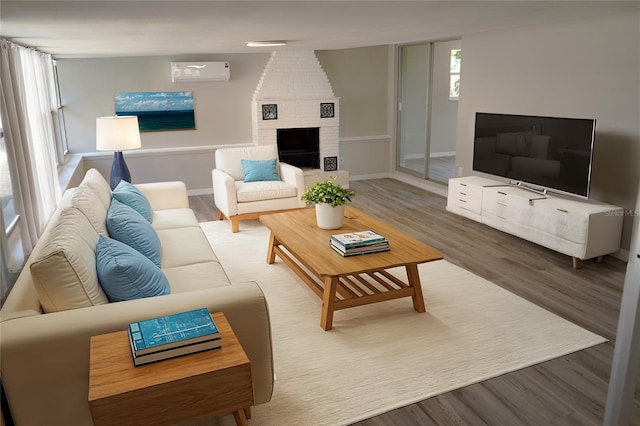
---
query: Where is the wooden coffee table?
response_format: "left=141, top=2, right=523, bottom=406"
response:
left=260, top=206, right=443, bottom=330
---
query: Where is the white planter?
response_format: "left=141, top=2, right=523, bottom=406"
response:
left=315, top=203, right=345, bottom=230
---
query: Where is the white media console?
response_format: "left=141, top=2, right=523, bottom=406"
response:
left=446, top=176, right=624, bottom=268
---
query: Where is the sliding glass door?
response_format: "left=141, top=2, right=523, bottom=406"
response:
left=396, top=40, right=460, bottom=184
left=397, top=43, right=430, bottom=177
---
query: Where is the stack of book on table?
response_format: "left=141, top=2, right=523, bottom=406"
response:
left=330, top=230, right=390, bottom=257
left=128, top=307, right=221, bottom=366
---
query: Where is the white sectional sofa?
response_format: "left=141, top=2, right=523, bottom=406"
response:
left=0, top=169, right=273, bottom=425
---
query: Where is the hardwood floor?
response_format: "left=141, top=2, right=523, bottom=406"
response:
left=401, top=156, right=456, bottom=185
left=190, top=178, right=627, bottom=425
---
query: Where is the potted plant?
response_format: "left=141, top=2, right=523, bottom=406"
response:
left=301, top=177, right=355, bottom=229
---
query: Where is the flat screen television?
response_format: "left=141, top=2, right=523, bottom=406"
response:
left=472, top=112, right=596, bottom=198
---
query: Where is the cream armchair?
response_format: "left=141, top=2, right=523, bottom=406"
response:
left=212, top=145, right=307, bottom=232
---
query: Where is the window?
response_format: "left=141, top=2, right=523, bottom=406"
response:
left=1, top=39, right=63, bottom=304
left=0, top=117, right=18, bottom=234
left=52, top=60, right=68, bottom=164
left=449, top=48, right=461, bottom=100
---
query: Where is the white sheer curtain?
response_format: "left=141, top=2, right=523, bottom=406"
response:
left=0, top=207, right=9, bottom=299
left=0, top=39, right=61, bottom=258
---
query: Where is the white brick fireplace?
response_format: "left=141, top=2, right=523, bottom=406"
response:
left=251, top=51, right=341, bottom=172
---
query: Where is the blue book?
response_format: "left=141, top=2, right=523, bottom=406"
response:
left=128, top=308, right=221, bottom=356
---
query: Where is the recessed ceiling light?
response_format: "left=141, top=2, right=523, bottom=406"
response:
left=246, top=41, right=287, bottom=47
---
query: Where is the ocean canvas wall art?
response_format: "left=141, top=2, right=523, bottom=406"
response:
left=115, top=91, right=195, bottom=131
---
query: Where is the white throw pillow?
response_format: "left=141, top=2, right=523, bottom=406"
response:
left=30, top=207, right=108, bottom=313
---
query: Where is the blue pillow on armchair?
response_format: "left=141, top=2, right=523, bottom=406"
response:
left=241, top=158, right=280, bottom=182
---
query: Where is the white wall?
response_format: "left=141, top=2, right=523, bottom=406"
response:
left=456, top=10, right=640, bottom=250
left=58, top=54, right=270, bottom=191
left=316, top=46, right=391, bottom=177
left=57, top=47, right=392, bottom=189
left=58, top=54, right=270, bottom=151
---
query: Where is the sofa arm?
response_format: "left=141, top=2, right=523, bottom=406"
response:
left=212, top=169, right=238, bottom=217
left=0, top=283, right=273, bottom=426
left=135, top=181, right=189, bottom=210
left=279, top=162, right=307, bottom=208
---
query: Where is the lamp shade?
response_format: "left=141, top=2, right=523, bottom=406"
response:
left=96, top=116, right=142, bottom=152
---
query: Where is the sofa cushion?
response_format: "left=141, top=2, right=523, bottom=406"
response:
left=96, top=235, right=170, bottom=302
left=30, top=207, right=108, bottom=313
left=81, top=168, right=112, bottom=209
left=163, top=262, right=230, bottom=293
left=152, top=208, right=200, bottom=230
left=70, top=184, right=108, bottom=235
left=235, top=180, right=297, bottom=203
left=106, top=199, right=162, bottom=267
left=112, top=180, right=153, bottom=223
left=242, top=158, right=280, bottom=182
left=157, top=227, right=218, bottom=269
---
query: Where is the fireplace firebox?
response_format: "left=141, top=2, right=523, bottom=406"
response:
left=276, top=127, right=320, bottom=169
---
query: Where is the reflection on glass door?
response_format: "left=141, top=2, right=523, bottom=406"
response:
left=427, top=41, right=460, bottom=184
left=397, top=43, right=430, bottom=176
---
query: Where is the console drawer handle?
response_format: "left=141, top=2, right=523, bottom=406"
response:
left=498, top=191, right=507, bottom=195
left=557, top=209, right=569, bottom=213
left=460, top=192, right=467, bottom=196
left=459, top=199, right=467, bottom=203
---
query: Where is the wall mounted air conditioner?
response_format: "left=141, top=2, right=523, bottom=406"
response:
left=171, top=61, right=230, bottom=82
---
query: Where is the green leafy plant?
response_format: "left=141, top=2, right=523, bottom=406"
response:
left=301, top=177, right=355, bottom=207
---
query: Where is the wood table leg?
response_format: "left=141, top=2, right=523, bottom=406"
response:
left=321, top=276, right=338, bottom=331
left=233, top=408, right=249, bottom=426
left=406, top=264, right=426, bottom=313
left=244, top=406, right=252, bottom=419
left=266, top=232, right=277, bottom=264
left=572, top=257, right=581, bottom=269
left=231, top=217, right=240, bottom=233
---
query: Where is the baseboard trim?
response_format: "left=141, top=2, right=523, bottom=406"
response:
left=430, top=151, right=456, bottom=158
left=188, top=188, right=214, bottom=196
left=613, top=249, right=630, bottom=262
left=349, top=172, right=391, bottom=181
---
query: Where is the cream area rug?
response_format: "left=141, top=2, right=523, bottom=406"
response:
left=197, top=219, right=606, bottom=426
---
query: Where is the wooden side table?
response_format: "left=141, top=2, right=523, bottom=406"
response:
left=88, top=312, right=253, bottom=426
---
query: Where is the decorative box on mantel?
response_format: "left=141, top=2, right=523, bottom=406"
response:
left=251, top=51, right=343, bottom=174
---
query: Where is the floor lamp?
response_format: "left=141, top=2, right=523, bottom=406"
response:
left=96, top=116, right=142, bottom=190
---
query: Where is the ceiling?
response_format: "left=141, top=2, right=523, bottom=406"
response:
left=1, top=1, right=639, bottom=58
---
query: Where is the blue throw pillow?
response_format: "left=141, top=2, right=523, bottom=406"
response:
left=106, top=199, right=162, bottom=267
left=96, top=235, right=170, bottom=302
left=112, top=180, right=153, bottom=223
left=241, top=158, right=280, bottom=182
